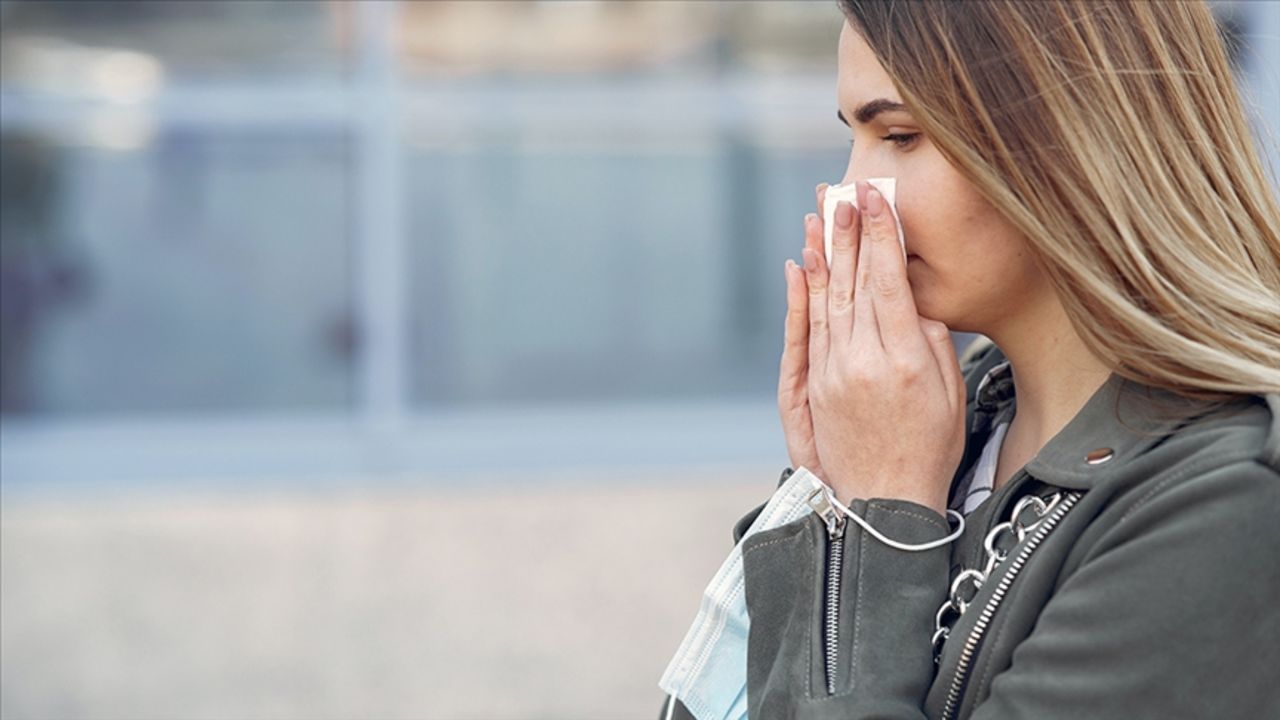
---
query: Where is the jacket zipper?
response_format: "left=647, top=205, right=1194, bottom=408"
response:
left=939, top=490, right=1084, bottom=720
left=807, top=488, right=847, bottom=696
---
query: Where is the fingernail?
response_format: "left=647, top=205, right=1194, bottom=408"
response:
left=804, top=212, right=818, bottom=228
left=802, top=248, right=817, bottom=271
left=835, top=201, right=854, bottom=229
left=866, top=188, right=885, bottom=217
left=817, top=182, right=829, bottom=196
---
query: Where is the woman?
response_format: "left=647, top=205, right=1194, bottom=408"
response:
left=659, top=1, right=1279, bottom=718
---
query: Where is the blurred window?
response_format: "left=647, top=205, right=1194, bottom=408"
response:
left=0, top=0, right=355, bottom=417
left=0, top=0, right=1270, bottom=429
left=398, top=1, right=846, bottom=407
left=0, top=130, right=354, bottom=416
left=1, top=0, right=849, bottom=419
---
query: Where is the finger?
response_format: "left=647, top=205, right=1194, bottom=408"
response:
left=852, top=184, right=882, bottom=350
left=919, top=318, right=965, bottom=412
left=780, top=259, right=809, bottom=391
left=861, top=184, right=928, bottom=356
left=802, top=246, right=830, bottom=376
left=807, top=186, right=827, bottom=262
left=826, top=200, right=859, bottom=351
left=803, top=212, right=823, bottom=271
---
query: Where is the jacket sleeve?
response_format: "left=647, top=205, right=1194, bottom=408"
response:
left=742, top=496, right=953, bottom=718
left=967, top=459, right=1280, bottom=719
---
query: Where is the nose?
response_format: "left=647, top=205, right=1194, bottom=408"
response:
left=841, top=148, right=886, bottom=188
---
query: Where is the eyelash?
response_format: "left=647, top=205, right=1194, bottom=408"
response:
left=847, top=133, right=921, bottom=149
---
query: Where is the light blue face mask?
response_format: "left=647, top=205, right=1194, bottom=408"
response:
left=658, top=468, right=822, bottom=720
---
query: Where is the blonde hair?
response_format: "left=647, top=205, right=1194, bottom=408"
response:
left=839, top=0, right=1280, bottom=401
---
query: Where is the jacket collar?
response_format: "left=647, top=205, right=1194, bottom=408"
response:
left=975, top=362, right=1260, bottom=491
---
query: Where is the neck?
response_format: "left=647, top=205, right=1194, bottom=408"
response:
left=985, top=295, right=1113, bottom=451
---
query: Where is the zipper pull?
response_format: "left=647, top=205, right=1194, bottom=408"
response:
left=807, top=486, right=847, bottom=539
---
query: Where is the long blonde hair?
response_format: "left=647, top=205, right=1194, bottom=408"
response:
left=839, top=0, right=1280, bottom=401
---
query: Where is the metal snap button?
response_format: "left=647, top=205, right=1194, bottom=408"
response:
left=1085, top=447, right=1115, bottom=465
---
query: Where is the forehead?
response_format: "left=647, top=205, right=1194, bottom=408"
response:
left=837, top=21, right=901, bottom=106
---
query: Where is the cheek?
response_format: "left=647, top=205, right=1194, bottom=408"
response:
left=899, top=173, right=1003, bottom=263
left=899, top=194, right=1036, bottom=321
left=897, top=193, right=970, bottom=262
left=908, top=212, right=1024, bottom=286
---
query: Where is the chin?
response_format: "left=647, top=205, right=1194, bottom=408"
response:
left=910, top=267, right=975, bottom=332
left=914, top=295, right=969, bottom=332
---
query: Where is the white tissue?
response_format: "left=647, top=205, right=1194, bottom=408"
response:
left=823, top=177, right=906, bottom=266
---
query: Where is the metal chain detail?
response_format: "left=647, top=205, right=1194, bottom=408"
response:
left=931, top=492, right=1064, bottom=663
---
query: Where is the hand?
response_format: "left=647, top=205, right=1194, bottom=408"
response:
left=777, top=183, right=832, bottom=481
left=791, top=181, right=966, bottom=516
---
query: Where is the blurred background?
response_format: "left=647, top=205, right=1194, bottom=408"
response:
left=1, top=1, right=1276, bottom=718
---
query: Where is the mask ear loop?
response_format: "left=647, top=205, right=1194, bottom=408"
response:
left=820, top=483, right=965, bottom=551
left=663, top=694, right=676, bottom=720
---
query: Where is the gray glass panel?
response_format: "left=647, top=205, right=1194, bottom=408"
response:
left=407, top=133, right=846, bottom=407
left=0, top=130, right=354, bottom=416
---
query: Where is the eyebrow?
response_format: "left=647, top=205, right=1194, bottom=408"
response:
left=837, top=98, right=910, bottom=126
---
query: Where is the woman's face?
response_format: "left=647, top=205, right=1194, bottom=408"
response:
left=836, top=21, right=1046, bottom=334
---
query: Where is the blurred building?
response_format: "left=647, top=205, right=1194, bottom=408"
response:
left=0, top=1, right=865, bottom=490
left=0, top=0, right=1276, bottom=486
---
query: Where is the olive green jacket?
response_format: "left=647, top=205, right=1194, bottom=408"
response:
left=662, top=339, right=1279, bottom=719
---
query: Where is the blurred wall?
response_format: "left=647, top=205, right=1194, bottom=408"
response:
left=0, top=1, right=858, bottom=491
left=2, top=1, right=1276, bottom=487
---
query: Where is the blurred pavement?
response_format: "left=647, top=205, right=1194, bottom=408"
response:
left=1, top=467, right=775, bottom=719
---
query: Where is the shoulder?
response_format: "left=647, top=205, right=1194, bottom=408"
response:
left=1136, top=391, right=1279, bottom=483
left=981, top=409, right=1280, bottom=720
left=1089, top=391, right=1279, bottom=547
